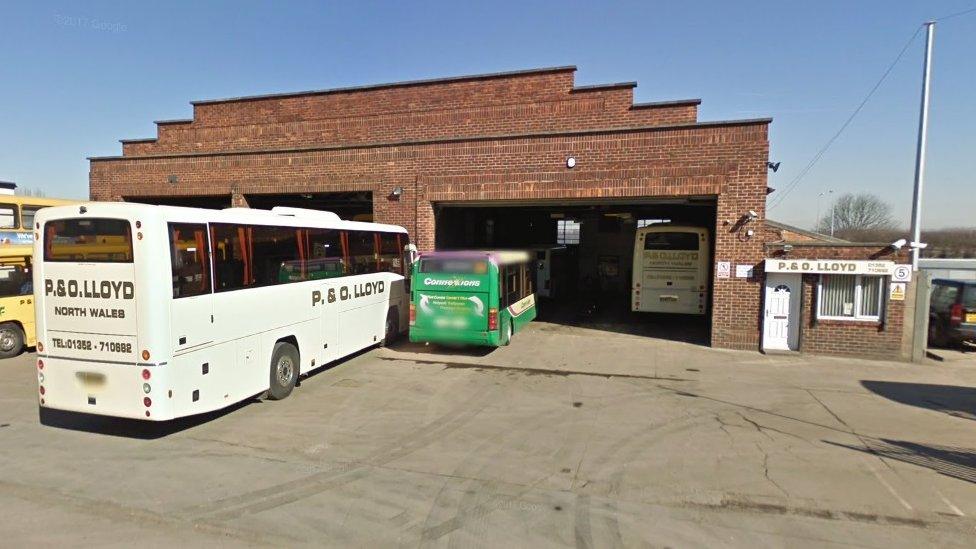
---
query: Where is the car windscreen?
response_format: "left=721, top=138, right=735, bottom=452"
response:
left=44, top=218, right=133, bottom=263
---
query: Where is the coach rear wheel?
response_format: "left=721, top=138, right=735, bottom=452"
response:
left=0, top=323, right=24, bottom=359
left=381, top=308, right=399, bottom=347
left=503, top=320, right=513, bottom=346
left=267, top=342, right=299, bottom=400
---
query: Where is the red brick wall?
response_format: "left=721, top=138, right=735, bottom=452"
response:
left=90, top=66, right=769, bottom=350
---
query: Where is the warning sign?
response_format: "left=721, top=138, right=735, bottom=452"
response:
left=889, top=282, right=906, bottom=301
left=716, top=261, right=731, bottom=279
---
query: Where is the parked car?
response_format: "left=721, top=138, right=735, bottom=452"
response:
left=929, top=279, right=976, bottom=349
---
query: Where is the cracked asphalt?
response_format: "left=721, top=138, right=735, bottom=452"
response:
left=2, top=322, right=975, bottom=547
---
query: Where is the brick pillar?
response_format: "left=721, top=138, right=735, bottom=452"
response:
left=231, top=191, right=249, bottom=208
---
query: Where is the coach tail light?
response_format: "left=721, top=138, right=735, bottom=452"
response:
left=142, top=350, right=151, bottom=361
left=488, top=308, right=499, bottom=331
left=409, top=303, right=416, bottom=325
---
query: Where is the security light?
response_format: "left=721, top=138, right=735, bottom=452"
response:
left=890, top=239, right=907, bottom=250
left=566, top=156, right=576, bottom=169
left=390, top=186, right=403, bottom=199
left=747, top=210, right=758, bottom=220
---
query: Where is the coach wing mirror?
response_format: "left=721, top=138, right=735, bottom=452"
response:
left=404, top=243, right=419, bottom=270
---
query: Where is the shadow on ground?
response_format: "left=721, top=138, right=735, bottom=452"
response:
left=38, top=399, right=260, bottom=440
left=36, top=347, right=377, bottom=439
left=861, top=380, right=976, bottom=421
left=534, top=294, right=710, bottom=345
left=827, top=438, right=976, bottom=485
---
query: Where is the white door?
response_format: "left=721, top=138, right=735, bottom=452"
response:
left=763, top=273, right=800, bottom=351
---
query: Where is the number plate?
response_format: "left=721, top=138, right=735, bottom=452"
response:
left=966, top=313, right=976, bottom=324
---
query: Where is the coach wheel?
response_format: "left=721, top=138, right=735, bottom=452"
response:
left=0, top=323, right=24, bottom=359
left=267, top=342, right=299, bottom=400
left=503, top=320, right=513, bottom=346
left=381, top=308, right=399, bottom=347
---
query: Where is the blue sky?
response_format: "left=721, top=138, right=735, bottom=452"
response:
left=1, top=1, right=973, bottom=229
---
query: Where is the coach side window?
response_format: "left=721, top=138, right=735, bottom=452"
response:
left=308, top=228, right=346, bottom=279
left=210, top=224, right=249, bottom=292
left=347, top=230, right=377, bottom=275
left=251, top=226, right=300, bottom=287
left=169, top=223, right=211, bottom=298
left=378, top=232, right=402, bottom=274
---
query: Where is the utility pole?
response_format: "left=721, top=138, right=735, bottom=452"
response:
left=910, top=21, right=935, bottom=270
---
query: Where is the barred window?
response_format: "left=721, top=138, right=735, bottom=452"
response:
left=818, top=274, right=884, bottom=320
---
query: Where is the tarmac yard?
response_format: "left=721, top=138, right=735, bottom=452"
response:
left=2, top=322, right=976, bottom=547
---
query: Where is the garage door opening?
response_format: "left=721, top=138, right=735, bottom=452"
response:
left=124, top=194, right=233, bottom=209
left=244, top=191, right=373, bottom=221
left=435, top=199, right=717, bottom=345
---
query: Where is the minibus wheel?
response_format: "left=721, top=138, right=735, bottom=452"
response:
left=504, top=321, right=513, bottom=346
left=267, top=342, right=299, bottom=400
left=0, top=323, right=24, bottom=359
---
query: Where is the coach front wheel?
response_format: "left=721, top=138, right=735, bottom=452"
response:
left=267, top=342, right=299, bottom=400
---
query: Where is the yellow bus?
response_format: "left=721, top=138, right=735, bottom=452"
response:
left=0, top=244, right=36, bottom=357
left=0, top=196, right=78, bottom=357
left=0, top=196, right=78, bottom=245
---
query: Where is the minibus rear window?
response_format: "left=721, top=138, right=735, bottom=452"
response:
left=45, top=218, right=134, bottom=263
left=419, top=258, right=488, bottom=274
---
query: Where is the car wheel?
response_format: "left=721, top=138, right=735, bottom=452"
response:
left=267, top=342, right=299, bottom=400
left=0, top=323, right=24, bottom=359
left=928, top=319, right=945, bottom=348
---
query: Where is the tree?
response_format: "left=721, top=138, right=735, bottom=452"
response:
left=816, top=192, right=894, bottom=237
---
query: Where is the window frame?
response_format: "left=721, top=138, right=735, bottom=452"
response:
left=556, top=219, right=580, bottom=245
left=816, top=274, right=886, bottom=322
left=169, top=222, right=213, bottom=299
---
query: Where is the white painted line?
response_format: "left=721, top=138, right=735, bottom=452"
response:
left=864, top=458, right=913, bottom=511
left=935, top=489, right=965, bottom=517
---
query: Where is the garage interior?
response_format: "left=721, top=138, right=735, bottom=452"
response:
left=435, top=198, right=717, bottom=345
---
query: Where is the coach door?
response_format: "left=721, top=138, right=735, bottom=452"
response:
left=168, top=223, right=214, bottom=353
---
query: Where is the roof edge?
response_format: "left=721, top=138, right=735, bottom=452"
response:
left=119, top=138, right=157, bottom=144
left=570, top=82, right=637, bottom=93
left=154, top=119, right=193, bottom=125
left=90, top=117, right=772, bottom=161
left=765, top=219, right=847, bottom=243
left=190, top=65, right=579, bottom=106
left=632, top=98, right=702, bottom=108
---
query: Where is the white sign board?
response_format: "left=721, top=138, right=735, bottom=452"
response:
left=735, top=264, right=753, bottom=278
left=891, top=264, right=912, bottom=282
left=716, top=261, right=731, bottom=279
left=764, top=259, right=896, bottom=276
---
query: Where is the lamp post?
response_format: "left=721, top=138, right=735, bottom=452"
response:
left=909, top=21, right=935, bottom=270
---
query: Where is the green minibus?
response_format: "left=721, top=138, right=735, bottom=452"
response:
left=409, top=251, right=537, bottom=346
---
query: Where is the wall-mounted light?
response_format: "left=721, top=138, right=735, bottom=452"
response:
left=389, top=186, right=404, bottom=200
left=566, top=156, right=577, bottom=169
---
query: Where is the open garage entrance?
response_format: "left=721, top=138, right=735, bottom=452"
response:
left=124, top=194, right=233, bottom=209
left=435, top=198, right=717, bottom=345
left=245, top=191, right=373, bottom=221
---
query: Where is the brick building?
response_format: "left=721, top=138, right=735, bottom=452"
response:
left=88, top=65, right=919, bottom=358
